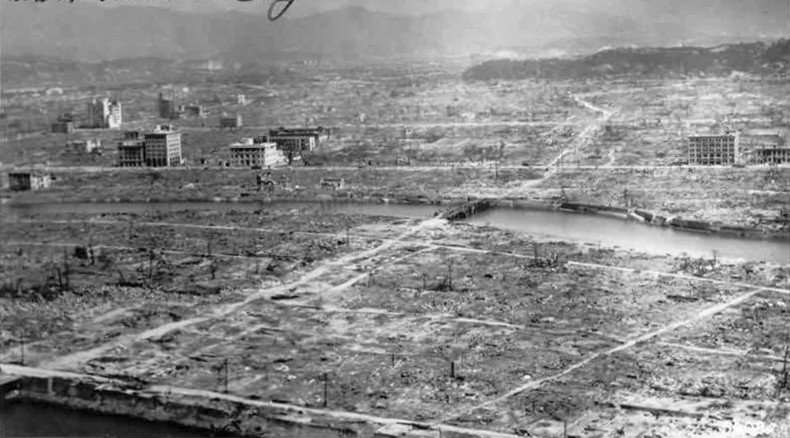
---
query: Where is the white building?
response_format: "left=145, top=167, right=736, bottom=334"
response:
left=228, top=138, right=286, bottom=168
left=144, top=124, right=182, bottom=167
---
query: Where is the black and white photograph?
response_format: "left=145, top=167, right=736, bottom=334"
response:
left=0, top=0, right=789, bottom=436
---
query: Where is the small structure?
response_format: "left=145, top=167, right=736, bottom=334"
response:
left=228, top=138, right=286, bottom=168
left=220, top=114, right=243, bottom=129
left=687, top=133, right=739, bottom=166
left=67, top=139, right=101, bottom=154
left=237, top=94, right=247, bottom=105
left=184, top=104, right=205, bottom=117
left=319, top=178, right=345, bottom=190
left=51, top=114, right=76, bottom=134
left=8, top=172, right=51, bottom=191
left=754, top=147, right=790, bottom=165
left=51, top=120, right=75, bottom=134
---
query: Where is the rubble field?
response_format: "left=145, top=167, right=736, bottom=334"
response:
left=1, top=205, right=788, bottom=437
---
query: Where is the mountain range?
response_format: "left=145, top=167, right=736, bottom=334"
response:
left=1, top=0, right=787, bottom=63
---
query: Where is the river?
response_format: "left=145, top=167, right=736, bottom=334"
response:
left=0, top=400, right=217, bottom=438
left=1, top=201, right=787, bottom=264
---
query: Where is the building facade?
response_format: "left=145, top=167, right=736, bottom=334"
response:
left=687, top=134, right=739, bottom=165
left=754, top=147, right=790, bottom=165
left=144, top=125, right=182, bottom=167
left=8, top=172, right=51, bottom=191
left=228, top=139, right=286, bottom=168
left=117, top=131, right=146, bottom=167
left=87, top=98, right=122, bottom=129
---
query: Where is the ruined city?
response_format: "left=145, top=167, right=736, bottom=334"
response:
left=0, top=1, right=789, bottom=437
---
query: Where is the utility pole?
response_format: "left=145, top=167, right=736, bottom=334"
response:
left=323, top=372, right=328, bottom=408
left=223, top=359, right=229, bottom=393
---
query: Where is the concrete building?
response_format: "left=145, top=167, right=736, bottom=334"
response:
left=754, top=147, right=790, bottom=165
left=228, top=138, right=286, bottom=168
left=87, top=98, right=122, bottom=129
left=8, top=172, right=51, bottom=191
left=220, top=114, right=243, bottom=129
left=116, top=126, right=181, bottom=167
left=144, top=124, right=182, bottom=167
left=266, top=127, right=328, bottom=154
left=687, top=134, right=739, bottom=166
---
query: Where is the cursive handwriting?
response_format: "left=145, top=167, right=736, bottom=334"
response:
left=236, top=0, right=298, bottom=21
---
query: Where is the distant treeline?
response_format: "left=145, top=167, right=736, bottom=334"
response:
left=463, top=40, right=790, bottom=82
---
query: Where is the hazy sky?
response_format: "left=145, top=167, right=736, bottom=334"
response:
left=73, top=0, right=491, bottom=16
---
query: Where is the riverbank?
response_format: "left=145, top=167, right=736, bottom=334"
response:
left=4, top=195, right=788, bottom=252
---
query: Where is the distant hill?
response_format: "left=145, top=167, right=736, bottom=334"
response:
left=1, top=1, right=787, bottom=62
left=462, top=40, right=790, bottom=81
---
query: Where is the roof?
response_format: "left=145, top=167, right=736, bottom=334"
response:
left=688, top=133, right=738, bottom=139
left=229, top=140, right=277, bottom=150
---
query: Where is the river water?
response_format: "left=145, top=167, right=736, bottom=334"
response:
left=1, top=201, right=787, bottom=264
left=0, top=400, right=216, bottom=437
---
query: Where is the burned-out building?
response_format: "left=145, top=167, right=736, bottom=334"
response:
left=8, top=172, right=51, bottom=191
left=265, top=127, right=328, bottom=154
left=66, top=139, right=101, bottom=154
left=754, top=147, right=790, bottom=165
left=158, top=92, right=181, bottom=119
left=220, top=114, right=243, bottom=129
left=687, top=133, right=740, bottom=166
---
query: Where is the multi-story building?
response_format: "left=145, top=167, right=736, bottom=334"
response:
left=687, top=133, right=739, bottom=166
left=266, top=127, right=328, bottom=154
left=87, top=98, right=122, bottom=129
left=116, top=126, right=181, bottom=167
left=158, top=92, right=181, bottom=119
left=117, top=131, right=146, bottom=167
left=754, top=147, right=790, bottom=165
left=220, top=114, right=243, bottom=129
left=144, top=124, right=182, bottom=167
left=228, top=138, right=286, bottom=168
